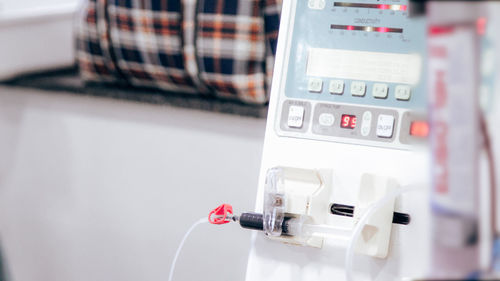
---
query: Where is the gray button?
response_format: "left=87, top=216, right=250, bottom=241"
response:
left=351, top=81, right=366, bottom=97
left=319, top=113, right=335, bottom=126
left=395, top=85, right=411, bottom=101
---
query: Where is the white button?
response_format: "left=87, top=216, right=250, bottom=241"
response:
left=361, top=111, right=372, bottom=137
left=319, top=113, right=335, bottom=126
left=376, top=114, right=395, bottom=138
left=308, top=0, right=326, bottom=9
left=351, top=81, right=366, bottom=97
left=308, top=78, right=323, bottom=93
left=329, top=80, right=345, bottom=95
left=372, top=83, right=388, bottom=99
left=395, top=85, right=411, bottom=101
left=287, top=105, right=305, bottom=128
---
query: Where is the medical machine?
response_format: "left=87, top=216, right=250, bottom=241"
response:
left=237, top=0, right=498, bottom=280
left=240, top=1, right=431, bottom=280
left=199, top=1, right=500, bottom=280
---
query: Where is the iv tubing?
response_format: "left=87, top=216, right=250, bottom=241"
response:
left=345, top=185, right=422, bottom=281
left=168, top=217, right=207, bottom=281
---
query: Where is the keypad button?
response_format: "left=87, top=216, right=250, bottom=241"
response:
left=372, top=83, right=389, bottom=99
left=410, top=121, right=429, bottom=138
left=361, top=111, right=373, bottom=136
left=308, top=0, right=326, bottom=9
left=395, top=85, right=411, bottom=101
left=376, top=114, right=395, bottom=138
left=329, top=80, right=345, bottom=95
left=351, top=81, right=366, bottom=97
left=287, top=105, right=305, bottom=128
left=308, top=78, right=323, bottom=93
left=319, top=113, right=335, bottom=127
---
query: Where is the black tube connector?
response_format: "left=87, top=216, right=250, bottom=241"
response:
left=330, top=203, right=411, bottom=225
left=239, top=213, right=264, bottom=231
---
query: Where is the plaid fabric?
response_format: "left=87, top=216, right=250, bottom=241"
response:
left=76, top=0, right=282, bottom=104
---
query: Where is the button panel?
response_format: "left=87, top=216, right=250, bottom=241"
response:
left=277, top=100, right=429, bottom=148
left=278, top=0, right=424, bottom=150
left=292, top=76, right=415, bottom=108
left=310, top=102, right=399, bottom=143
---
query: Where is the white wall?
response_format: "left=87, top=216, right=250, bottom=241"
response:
left=0, top=86, right=266, bottom=281
left=0, top=0, right=79, bottom=13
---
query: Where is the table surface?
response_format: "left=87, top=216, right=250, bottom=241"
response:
left=1, top=67, right=269, bottom=119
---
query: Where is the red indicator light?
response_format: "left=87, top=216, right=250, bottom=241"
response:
left=347, top=25, right=355, bottom=31
left=400, top=5, right=407, bottom=11
left=410, top=121, right=429, bottom=138
left=378, top=4, right=389, bottom=10
left=341, top=115, right=357, bottom=129
left=377, top=27, right=389, bottom=33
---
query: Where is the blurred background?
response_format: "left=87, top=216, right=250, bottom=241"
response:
left=0, top=0, right=277, bottom=280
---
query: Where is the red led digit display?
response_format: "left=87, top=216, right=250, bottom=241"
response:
left=341, top=114, right=357, bottom=129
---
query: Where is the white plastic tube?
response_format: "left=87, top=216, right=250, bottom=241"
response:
left=345, top=185, right=422, bottom=281
left=168, top=217, right=207, bottom=281
left=302, top=223, right=352, bottom=239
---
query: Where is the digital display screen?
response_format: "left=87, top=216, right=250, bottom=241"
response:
left=307, top=48, right=422, bottom=85
left=341, top=114, right=357, bottom=129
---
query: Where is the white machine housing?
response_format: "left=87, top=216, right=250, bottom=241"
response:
left=246, top=1, right=432, bottom=280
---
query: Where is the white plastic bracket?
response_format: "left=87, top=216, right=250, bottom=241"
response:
left=353, top=173, right=400, bottom=258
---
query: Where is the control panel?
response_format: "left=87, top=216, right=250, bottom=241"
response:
left=276, top=0, right=428, bottom=149
left=247, top=1, right=434, bottom=280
